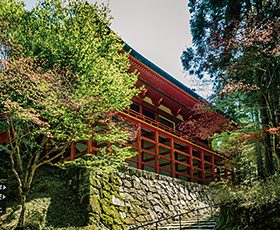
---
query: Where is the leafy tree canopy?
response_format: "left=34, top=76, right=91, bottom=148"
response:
left=0, top=0, right=139, bottom=164
left=0, top=0, right=139, bottom=228
left=182, top=0, right=279, bottom=176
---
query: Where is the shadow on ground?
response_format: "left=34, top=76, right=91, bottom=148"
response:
left=29, top=166, right=87, bottom=228
left=3, top=165, right=87, bottom=229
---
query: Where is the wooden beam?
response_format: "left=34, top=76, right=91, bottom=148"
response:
left=137, top=124, right=142, bottom=170
left=141, top=136, right=156, bottom=144
left=143, top=145, right=156, bottom=150
left=154, top=97, right=163, bottom=108
left=139, top=88, right=148, bottom=99
left=159, top=167, right=172, bottom=173
left=70, top=143, right=76, bottom=160
left=160, top=161, right=172, bottom=167
left=87, top=140, right=93, bottom=154
left=189, top=146, right=194, bottom=182
left=155, top=130, right=159, bottom=174
left=211, top=154, right=215, bottom=182
left=172, top=107, right=182, bottom=119
left=159, top=150, right=171, bottom=155
left=119, top=111, right=228, bottom=160
left=201, top=151, right=205, bottom=184
left=143, top=156, right=156, bottom=162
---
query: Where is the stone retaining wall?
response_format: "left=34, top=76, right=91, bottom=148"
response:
left=72, top=167, right=213, bottom=229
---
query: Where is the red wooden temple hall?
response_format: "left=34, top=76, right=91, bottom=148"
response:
left=0, top=43, right=232, bottom=184
left=68, top=43, right=233, bottom=185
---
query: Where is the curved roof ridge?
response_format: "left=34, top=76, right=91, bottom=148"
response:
left=123, top=43, right=206, bottom=102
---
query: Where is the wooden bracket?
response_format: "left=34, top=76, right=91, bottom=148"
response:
left=139, top=88, right=148, bottom=99
left=154, top=97, right=163, bottom=108
left=172, top=107, right=182, bottom=118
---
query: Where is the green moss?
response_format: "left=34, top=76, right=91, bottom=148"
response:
left=112, top=224, right=122, bottom=230
left=90, top=176, right=101, bottom=189
left=100, top=213, right=114, bottom=226
left=88, top=213, right=100, bottom=226
left=89, top=196, right=101, bottom=214
left=102, top=182, right=111, bottom=191
left=124, top=218, right=135, bottom=225
left=87, top=170, right=130, bottom=228
left=102, top=190, right=111, bottom=199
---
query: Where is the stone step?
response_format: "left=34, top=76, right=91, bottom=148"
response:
left=171, top=219, right=215, bottom=224
left=171, top=216, right=212, bottom=222
left=159, top=224, right=215, bottom=229
left=165, top=223, right=215, bottom=226
left=159, top=227, right=215, bottom=230
left=158, top=218, right=216, bottom=230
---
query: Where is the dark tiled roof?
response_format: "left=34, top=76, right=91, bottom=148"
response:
left=123, top=43, right=205, bottom=101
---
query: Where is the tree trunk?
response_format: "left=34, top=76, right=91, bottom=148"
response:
left=256, top=141, right=264, bottom=178
left=270, top=82, right=280, bottom=167
left=272, top=133, right=280, bottom=169
left=263, top=133, right=274, bottom=175
left=16, top=192, right=26, bottom=229
left=15, top=167, right=37, bottom=229
left=255, top=74, right=274, bottom=175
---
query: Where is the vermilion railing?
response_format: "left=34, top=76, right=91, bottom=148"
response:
left=61, top=108, right=234, bottom=184
left=126, top=108, right=185, bottom=136
left=118, top=108, right=234, bottom=184
left=122, top=109, right=212, bottom=151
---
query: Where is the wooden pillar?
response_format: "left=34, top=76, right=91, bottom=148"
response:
left=139, top=100, right=143, bottom=114
left=155, top=130, right=159, bottom=174
left=224, top=168, right=228, bottom=180
left=87, top=140, right=93, bottom=154
left=137, top=125, right=142, bottom=170
left=211, top=154, right=215, bottom=182
left=172, top=108, right=181, bottom=129
left=171, top=137, right=175, bottom=178
left=154, top=97, right=163, bottom=125
left=70, top=143, right=76, bottom=160
left=201, top=151, right=205, bottom=184
left=139, top=89, right=146, bottom=115
left=189, top=146, right=194, bottom=182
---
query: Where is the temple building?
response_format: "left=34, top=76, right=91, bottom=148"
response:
left=68, top=43, right=233, bottom=185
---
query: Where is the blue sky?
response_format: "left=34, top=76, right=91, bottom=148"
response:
left=24, top=0, right=212, bottom=98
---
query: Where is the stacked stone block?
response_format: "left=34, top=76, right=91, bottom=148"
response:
left=72, top=167, right=213, bottom=229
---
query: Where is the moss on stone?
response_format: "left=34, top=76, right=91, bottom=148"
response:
left=89, top=196, right=101, bottom=214
left=100, top=213, right=114, bottom=226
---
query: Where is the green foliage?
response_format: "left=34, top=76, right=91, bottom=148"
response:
left=0, top=0, right=139, bottom=173
left=62, top=148, right=136, bottom=174
left=0, top=0, right=139, bottom=145
left=211, top=118, right=278, bottom=181
left=212, top=175, right=280, bottom=229
left=0, top=0, right=140, bottom=227
left=185, top=3, right=280, bottom=226
left=183, top=0, right=280, bottom=176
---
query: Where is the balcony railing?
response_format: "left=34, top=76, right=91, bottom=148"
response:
left=120, top=109, right=214, bottom=153
left=119, top=109, right=234, bottom=184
